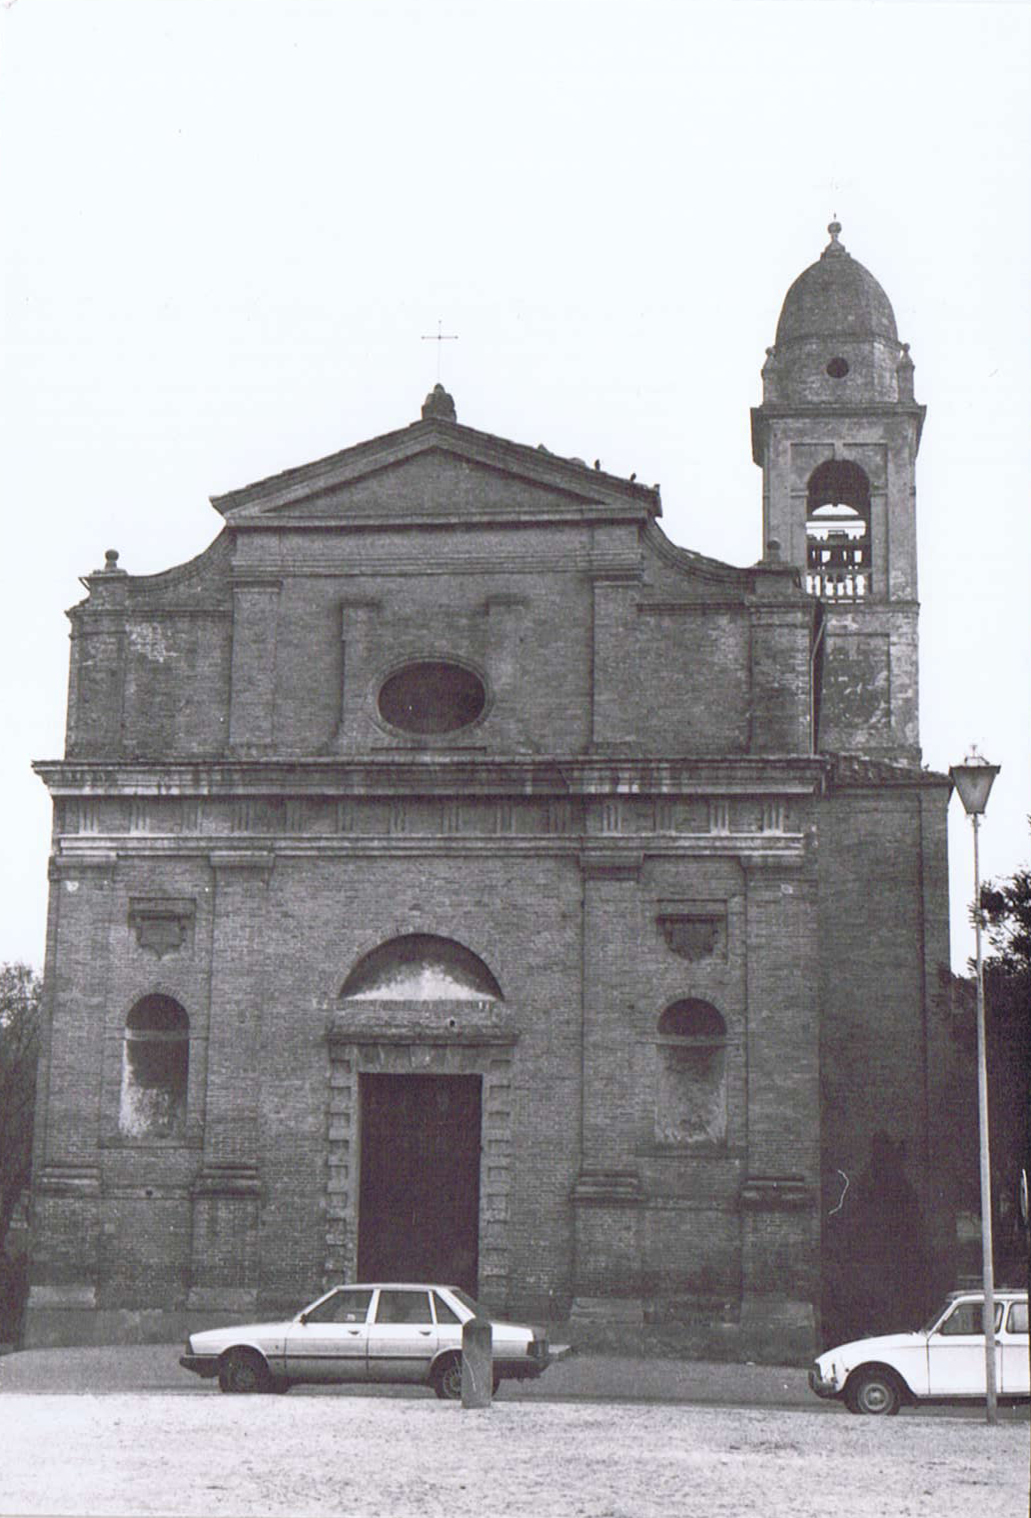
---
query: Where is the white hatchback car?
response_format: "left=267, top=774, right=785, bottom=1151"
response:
left=809, top=1290, right=1030, bottom=1415
left=180, top=1283, right=558, bottom=1399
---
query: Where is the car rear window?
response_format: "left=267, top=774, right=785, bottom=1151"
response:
left=375, top=1290, right=433, bottom=1324
left=433, top=1292, right=461, bottom=1325
left=1006, top=1302, right=1028, bottom=1335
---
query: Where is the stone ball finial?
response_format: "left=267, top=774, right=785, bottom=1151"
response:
left=94, top=547, right=126, bottom=578
left=421, top=383, right=457, bottom=422
left=897, top=340, right=915, bottom=398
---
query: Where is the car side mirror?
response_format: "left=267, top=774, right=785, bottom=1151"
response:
left=298, top=1312, right=308, bottom=1326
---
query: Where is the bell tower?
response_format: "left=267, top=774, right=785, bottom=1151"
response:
left=751, top=222, right=926, bottom=763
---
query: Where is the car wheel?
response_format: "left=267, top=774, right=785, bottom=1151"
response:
left=432, top=1354, right=463, bottom=1401
left=845, top=1368, right=902, bottom=1416
left=218, top=1348, right=272, bottom=1395
left=270, top=1378, right=291, bottom=1395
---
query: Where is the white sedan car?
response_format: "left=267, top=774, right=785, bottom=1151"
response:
left=180, top=1283, right=559, bottom=1399
left=810, top=1289, right=1029, bottom=1414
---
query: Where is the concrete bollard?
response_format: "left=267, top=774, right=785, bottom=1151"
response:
left=461, top=1316, right=493, bottom=1409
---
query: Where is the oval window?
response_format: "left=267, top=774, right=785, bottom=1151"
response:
left=378, top=661, right=486, bottom=735
left=826, top=356, right=849, bottom=378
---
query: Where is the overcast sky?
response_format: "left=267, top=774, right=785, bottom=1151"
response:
left=1, top=0, right=1028, bottom=971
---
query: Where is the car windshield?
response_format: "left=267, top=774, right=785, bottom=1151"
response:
left=920, top=1303, right=949, bottom=1334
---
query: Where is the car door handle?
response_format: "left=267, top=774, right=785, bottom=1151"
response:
left=419, top=1329, right=431, bottom=1336
left=347, top=1329, right=361, bottom=1336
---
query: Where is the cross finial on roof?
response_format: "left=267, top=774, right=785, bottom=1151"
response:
left=421, top=318, right=458, bottom=381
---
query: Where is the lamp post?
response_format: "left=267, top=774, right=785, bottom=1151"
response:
left=949, top=748, right=1000, bottom=1425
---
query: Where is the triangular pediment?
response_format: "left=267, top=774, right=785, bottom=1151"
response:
left=211, top=418, right=660, bottom=528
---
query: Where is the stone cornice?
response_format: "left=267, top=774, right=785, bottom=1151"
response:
left=34, top=755, right=830, bottom=798
left=752, top=401, right=927, bottom=419
left=51, top=833, right=808, bottom=865
left=826, top=757, right=951, bottom=790
left=751, top=399, right=926, bottom=462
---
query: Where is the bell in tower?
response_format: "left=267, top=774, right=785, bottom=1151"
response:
left=751, top=222, right=926, bottom=764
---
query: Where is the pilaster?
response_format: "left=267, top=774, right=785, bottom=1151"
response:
left=572, top=845, right=644, bottom=1310
left=588, top=533, right=641, bottom=751
left=739, top=854, right=820, bottom=1339
left=485, top=595, right=529, bottom=750
left=186, top=850, right=272, bottom=1311
left=228, top=575, right=282, bottom=752
left=333, top=598, right=383, bottom=750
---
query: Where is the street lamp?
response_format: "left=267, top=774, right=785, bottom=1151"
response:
left=949, top=748, right=1001, bottom=1425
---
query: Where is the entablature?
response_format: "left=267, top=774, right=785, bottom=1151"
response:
left=34, top=754, right=829, bottom=801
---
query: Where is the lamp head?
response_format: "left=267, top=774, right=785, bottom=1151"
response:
left=949, top=748, right=1000, bottom=816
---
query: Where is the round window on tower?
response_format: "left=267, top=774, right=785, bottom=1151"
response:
left=377, top=660, right=487, bottom=735
left=826, top=356, right=850, bottom=379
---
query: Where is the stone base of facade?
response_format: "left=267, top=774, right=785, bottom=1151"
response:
left=20, top=1301, right=300, bottom=1350
left=185, top=1286, right=258, bottom=1314
left=569, top=1296, right=645, bottom=1324
left=20, top=1292, right=817, bottom=1365
left=557, top=1296, right=816, bottom=1366
left=23, top=1305, right=186, bottom=1349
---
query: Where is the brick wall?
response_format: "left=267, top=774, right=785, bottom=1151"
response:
left=26, top=424, right=949, bottom=1353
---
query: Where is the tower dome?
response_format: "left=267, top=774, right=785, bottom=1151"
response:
left=776, top=221, right=898, bottom=346
left=761, top=222, right=909, bottom=406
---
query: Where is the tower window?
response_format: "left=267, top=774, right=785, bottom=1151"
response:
left=806, top=460, right=871, bottom=600
left=826, top=357, right=850, bottom=378
left=119, top=995, right=189, bottom=1138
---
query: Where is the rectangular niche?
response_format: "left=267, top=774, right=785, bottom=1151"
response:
left=655, top=900, right=728, bottom=964
left=128, top=898, right=196, bottom=960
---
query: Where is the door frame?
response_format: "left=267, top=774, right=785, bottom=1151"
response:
left=324, top=1009, right=517, bottom=1308
left=356, top=1071, right=483, bottom=1291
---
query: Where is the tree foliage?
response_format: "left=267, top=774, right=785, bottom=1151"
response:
left=980, top=860, right=1031, bottom=975
left=938, top=850, right=1031, bottom=1282
left=0, top=963, right=42, bottom=1253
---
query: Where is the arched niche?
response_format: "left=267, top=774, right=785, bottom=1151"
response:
left=340, top=934, right=503, bottom=1002
left=119, top=994, right=189, bottom=1139
left=655, top=998, right=727, bottom=1145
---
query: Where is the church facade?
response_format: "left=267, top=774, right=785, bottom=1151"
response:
left=25, top=225, right=955, bottom=1354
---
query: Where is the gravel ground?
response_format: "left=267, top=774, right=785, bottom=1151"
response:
left=1, top=1347, right=1026, bottom=1516
left=1, top=1392, right=1027, bottom=1518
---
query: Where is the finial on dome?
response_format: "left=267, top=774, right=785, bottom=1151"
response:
left=421, top=382, right=457, bottom=422
left=819, top=218, right=844, bottom=262
left=822, top=218, right=846, bottom=258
